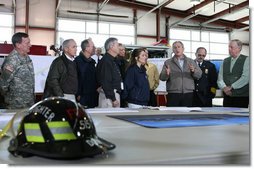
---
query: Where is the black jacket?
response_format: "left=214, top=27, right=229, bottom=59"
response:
left=96, top=53, right=122, bottom=101
left=43, top=54, right=77, bottom=98
left=193, top=60, right=217, bottom=106
left=122, top=65, right=150, bottom=106
left=115, top=57, right=128, bottom=80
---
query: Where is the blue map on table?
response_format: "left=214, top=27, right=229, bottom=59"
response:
left=108, top=114, right=249, bottom=128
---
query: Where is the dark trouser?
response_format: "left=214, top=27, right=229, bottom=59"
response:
left=148, top=90, right=157, bottom=107
left=223, top=95, right=249, bottom=108
left=120, top=99, right=127, bottom=107
left=192, top=92, right=213, bottom=107
left=80, top=93, right=98, bottom=108
left=120, top=91, right=127, bottom=108
left=166, top=92, right=193, bottom=107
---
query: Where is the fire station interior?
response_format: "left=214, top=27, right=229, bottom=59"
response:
left=0, top=0, right=251, bottom=165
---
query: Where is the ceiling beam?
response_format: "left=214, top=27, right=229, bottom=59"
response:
left=56, top=0, right=62, bottom=13
left=201, top=0, right=249, bottom=25
left=160, top=0, right=175, bottom=8
left=137, top=0, right=174, bottom=21
left=12, top=0, right=16, bottom=8
left=231, top=26, right=249, bottom=33
left=84, top=0, right=249, bottom=30
left=235, top=16, right=249, bottom=23
left=169, top=0, right=226, bottom=28
left=97, top=0, right=110, bottom=13
left=211, top=18, right=248, bottom=29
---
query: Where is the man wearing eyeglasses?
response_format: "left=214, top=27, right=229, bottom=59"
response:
left=193, top=47, right=217, bottom=107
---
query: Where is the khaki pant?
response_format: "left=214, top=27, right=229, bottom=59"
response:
left=64, top=94, right=76, bottom=103
left=98, top=89, right=120, bottom=108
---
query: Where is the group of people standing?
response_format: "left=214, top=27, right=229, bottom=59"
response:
left=160, top=40, right=249, bottom=108
left=0, top=32, right=249, bottom=109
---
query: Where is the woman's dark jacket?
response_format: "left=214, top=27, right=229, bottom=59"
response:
left=122, top=64, right=150, bottom=106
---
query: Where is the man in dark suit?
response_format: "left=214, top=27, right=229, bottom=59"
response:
left=193, top=47, right=218, bottom=107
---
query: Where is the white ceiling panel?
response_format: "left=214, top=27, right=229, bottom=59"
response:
left=198, top=2, right=233, bottom=16
left=225, top=0, right=247, bottom=5
left=222, top=8, right=249, bottom=21
left=166, top=0, right=198, bottom=11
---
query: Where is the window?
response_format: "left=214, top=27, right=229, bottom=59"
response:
left=99, top=23, right=109, bottom=34
left=56, top=18, right=135, bottom=51
left=110, top=24, right=134, bottom=36
left=86, top=22, right=97, bottom=33
left=0, top=13, right=14, bottom=43
left=169, top=28, right=229, bottom=60
left=125, top=46, right=171, bottom=59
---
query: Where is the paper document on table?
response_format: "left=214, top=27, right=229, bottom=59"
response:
left=158, top=107, right=202, bottom=112
left=86, top=108, right=139, bottom=114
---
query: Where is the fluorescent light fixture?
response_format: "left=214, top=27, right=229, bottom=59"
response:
left=190, top=0, right=201, bottom=5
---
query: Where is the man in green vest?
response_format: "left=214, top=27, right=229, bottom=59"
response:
left=217, top=39, right=249, bottom=108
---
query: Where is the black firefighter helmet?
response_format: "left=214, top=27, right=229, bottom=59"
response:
left=8, top=97, right=115, bottom=159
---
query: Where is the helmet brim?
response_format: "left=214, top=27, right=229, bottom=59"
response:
left=9, top=137, right=116, bottom=160
left=98, top=136, right=116, bottom=150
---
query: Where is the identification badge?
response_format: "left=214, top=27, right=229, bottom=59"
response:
left=205, top=69, right=208, bottom=74
left=121, top=82, right=124, bottom=90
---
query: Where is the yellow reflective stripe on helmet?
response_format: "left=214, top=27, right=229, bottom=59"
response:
left=52, top=133, right=76, bottom=140
left=47, top=121, right=71, bottom=128
left=25, top=123, right=40, bottom=129
left=26, top=135, right=45, bottom=143
left=47, top=121, right=77, bottom=141
left=24, top=123, right=45, bottom=143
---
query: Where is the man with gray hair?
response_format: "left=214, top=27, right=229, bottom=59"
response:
left=217, top=39, right=249, bottom=108
left=96, top=37, right=122, bottom=108
left=43, top=39, right=78, bottom=101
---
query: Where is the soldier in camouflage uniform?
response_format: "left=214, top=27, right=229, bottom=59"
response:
left=0, top=32, right=35, bottom=109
